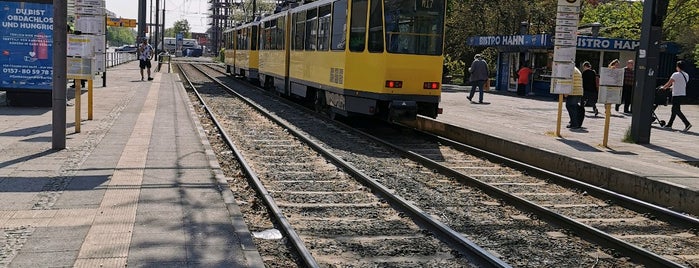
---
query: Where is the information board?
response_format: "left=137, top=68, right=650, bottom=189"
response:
left=0, top=1, right=53, bottom=91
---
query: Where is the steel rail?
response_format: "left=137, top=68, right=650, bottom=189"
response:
left=354, top=123, right=688, bottom=268
left=403, top=123, right=699, bottom=230
left=191, top=63, right=512, bottom=268
left=178, top=63, right=320, bottom=268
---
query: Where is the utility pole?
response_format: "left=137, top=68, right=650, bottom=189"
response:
left=630, top=0, right=669, bottom=143
left=138, top=0, right=146, bottom=40
left=155, top=0, right=160, bottom=58
left=53, top=0, right=68, bottom=150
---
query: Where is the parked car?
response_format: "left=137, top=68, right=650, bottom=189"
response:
left=116, top=45, right=137, bottom=53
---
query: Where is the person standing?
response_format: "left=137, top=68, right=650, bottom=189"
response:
left=659, top=60, right=692, bottom=132
left=566, top=66, right=585, bottom=129
left=581, top=61, right=599, bottom=116
left=516, top=63, right=533, bottom=96
left=467, top=54, right=489, bottom=103
left=617, top=60, right=635, bottom=113
left=138, top=38, right=154, bottom=81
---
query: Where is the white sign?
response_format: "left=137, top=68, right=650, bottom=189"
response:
left=555, top=25, right=577, bottom=35
left=556, top=12, right=579, bottom=20
left=553, top=46, right=576, bottom=62
left=598, top=86, right=622, bottom=104
left=67, top=34, right=94, bottom=57
left=75, top=0, right=105, bottom=7
left=93, top=53, right=105, bottom=72
left=599, top=67, right=624, bottom=86
left=558, top=5, right=580, bottom=13
left=76, top=16, right=105, bottom=35
left=75, top=6, right=104, bottom=16
left=556, top=18, right=579, bottom=27
left=551, top=79, right=573, bottom=95
left=555, top=32, right=576, bottom=40
left=67, top=57, right=94, bottom=80
left=554, top=38, right=577, bottom=46
left=558, top=0, right=581, bottom=6
left=552, top=62, right=575, bottom=79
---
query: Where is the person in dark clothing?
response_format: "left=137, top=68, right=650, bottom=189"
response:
left=616, top=60, right=635, bottom=113
left=581, top=61, right=599, bottom=116
left=467, top=54, right=489, bottom=103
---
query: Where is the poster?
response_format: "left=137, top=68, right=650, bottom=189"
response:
left=599, top=67, right=624, bottom=87
left=67, top=57, right=93, bottom=80
left=550, top=78, right=573, bottom=95
left=0, top=1, right=54, bottom=91
left=598, top=86, right=622, bottom=104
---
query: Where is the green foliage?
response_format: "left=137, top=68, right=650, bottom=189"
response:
left=106, top=26, right=136, bottom=46
left=230, top=0, right=277, bottom=25
left=164, top=19, right=192, bottom=38
left=445, top=0, right=556, bottom=74
left=579, top=1, right=643, bottom=40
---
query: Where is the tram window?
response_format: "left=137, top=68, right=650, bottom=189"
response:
left=293, top=12, right=306, bottom=51
left=384, top=0, right=444, bottom=55
left=269, top=20, right=277, bottom=50
left=251, top=26, right=258, bottom=50
left=318, top=5, right=331, bottom=51
left=367, top=0, right=383, bottom=53
left=331, top=0, right=347, bottom=51
left=349, top=0, right=367, bottom=52
left=277, top=17, right=285, bottom=50
left=305, top=9, right=318, bottom=51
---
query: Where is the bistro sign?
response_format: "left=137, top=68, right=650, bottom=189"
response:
left=467, top=34, right=641, bottom=51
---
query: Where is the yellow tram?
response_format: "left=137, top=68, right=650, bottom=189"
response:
left=224, top=21, right=260, bottom=81
left=227, top=0, right=446, bottom=119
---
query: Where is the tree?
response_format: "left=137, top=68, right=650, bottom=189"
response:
left=579, top=0, right=699, bottom=60
left=164, top=19, right=192, bottom=38
left=106, top=26, right=136, bottom=46
left=229, top=0, right=277, bottom=25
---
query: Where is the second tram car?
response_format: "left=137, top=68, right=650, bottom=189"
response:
left=225, top=0, right=445, bottom=119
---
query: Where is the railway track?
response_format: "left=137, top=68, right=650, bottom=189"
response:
left=177, top=63, right=499, bottom=267
left=179, top=61, right=698, bottom=267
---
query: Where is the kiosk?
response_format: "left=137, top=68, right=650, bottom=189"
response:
left=466, top=34, right=680, bottom=97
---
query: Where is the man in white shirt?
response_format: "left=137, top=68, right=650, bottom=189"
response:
left=660, top=60, right=692, bottom=132
left=138, top=38, right=154, bottom=81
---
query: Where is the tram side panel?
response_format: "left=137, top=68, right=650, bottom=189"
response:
left=259, top=13, right=291, bottom=94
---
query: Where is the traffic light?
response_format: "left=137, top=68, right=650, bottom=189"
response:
left=652, top=0, right=669, bottom=26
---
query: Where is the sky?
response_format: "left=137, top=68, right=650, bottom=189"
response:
left=106, top=0, right=211, bottom=33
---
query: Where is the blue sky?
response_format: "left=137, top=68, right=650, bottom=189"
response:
left=106, top=0, right=210, bottom=33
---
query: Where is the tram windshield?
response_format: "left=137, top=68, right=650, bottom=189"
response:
left=384, top=0, right=444, bottom=55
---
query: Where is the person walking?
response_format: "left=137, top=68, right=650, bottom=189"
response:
left=138, top=38, right=154, bottom=81
left=467, top=54, right=489, bottom=103
left=616, top=60, right=635, bottom=113
left=659, top=60, right=692, bottom=132
left=516, top=62, right=533, bottom=96
left=581, top=61, right=599, bottom=116
left=565, top=66, right=585, bottom=129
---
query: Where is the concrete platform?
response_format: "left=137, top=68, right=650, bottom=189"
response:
left=0, top=64, right=263, bottom=267
left=405, top=85, right=699, bottom=216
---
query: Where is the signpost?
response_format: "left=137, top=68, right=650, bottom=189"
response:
left=69, top=0, right=105, bottom=132
left=551, top=0, right=581, bottom=137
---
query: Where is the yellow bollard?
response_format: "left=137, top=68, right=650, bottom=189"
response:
left=88, top=79, right=93, bottom=120
left=556, top=94, right=563, bottom=137
left=75, top=82, right=81, bottom=133
left=602, top=103, right=611, bottom=148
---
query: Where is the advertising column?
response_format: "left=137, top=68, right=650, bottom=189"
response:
left=1, top=0, right=54, bottom=106
left=551, top=0, right=580, bottom=136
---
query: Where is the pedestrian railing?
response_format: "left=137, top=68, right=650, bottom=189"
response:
left=106, top=51, right=137, bottom=68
